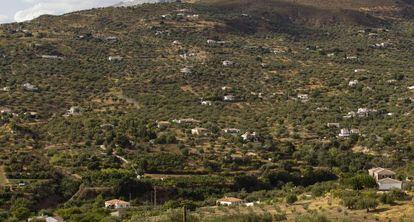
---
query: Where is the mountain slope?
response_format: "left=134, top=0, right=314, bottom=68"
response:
left=0, top=1, right=413, bottom=221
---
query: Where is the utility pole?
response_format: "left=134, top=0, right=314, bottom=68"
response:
left=154, top=186, right=157, bottom=207
left=183, top=205, right=187, bottom=222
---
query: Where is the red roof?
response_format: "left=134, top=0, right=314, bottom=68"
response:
left=105, top=199, right=129, bottom=205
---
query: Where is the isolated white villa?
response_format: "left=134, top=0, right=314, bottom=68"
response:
left=368, top=167, right=402, bottom=191
left=216, top=197, right=245, bottom=206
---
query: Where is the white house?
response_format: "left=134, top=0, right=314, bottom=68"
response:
left=377, top=178, right=402, bottom=191
left=108, top=56, right=123, bottom=61
left=207, top=39, right=216, bottom=44
left=172, top=118, right=201, bottom=124
left=105, top=199, right=130, bottom=209
left=41, top=55, right=63, bottom=60
left=368, top=167, right=402, bottom=191
left=180, top=67, right=192, bottom=74
left=354, top=69, right=367, bottom=73
left=156, top=121, right=171, bottom=128
left=327, top=123, right=340, bottom=128
left=297, top=94, right=309, bottom=101
left=223, top=128, right=241, bottom=134
left=261, top=63, right=269, bottom=68
left=338, top=128, right=350, bottom=137
left=371, top=42, right=389, bottom=49
left=105, top=36, right=118, bottom=42
left=186, top=14, right=199, bottom=19
left=222, top=60, right=234, bottom=66
left=242, top=132, right=258, bottom=141
left=201, top=100, right=212, bottom=106
left=0, top=108, right=12, bottom=115
left=338, top=128, right=360, bottom=138
left=22, top=83, right=38, bottom=91
left=349, top=80, right=359, bottom=87
left=357, top=108, right=377, bottom=117
left=191, top=127, right=209, bottom=136
left=67, top=106, right=81, bottom=115
left=223, top=95, right=236, bottom=102
left=216, top=197, right=245, bottom=206
left=346, top=56, right=358, bottom=60
left=368, top=167, right=396, bottom=181
left=161, top=14, right=172, bottom=19
left=350, top=129, right=360, bottom=135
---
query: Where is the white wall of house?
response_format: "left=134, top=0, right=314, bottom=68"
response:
left=218, top=201, right=243, bottom=206
left=378, top=182, right=402, bottom=191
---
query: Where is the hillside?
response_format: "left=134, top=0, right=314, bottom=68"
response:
left=0, top=0, right=413, bottom=221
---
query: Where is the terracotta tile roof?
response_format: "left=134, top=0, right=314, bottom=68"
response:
left=217, top=197, right=243, bottom=203
left=370, top=167, right=396, bottom=175
left=105, top=199, right=129, bottom=205
left=376, top=168, right=396, bottom=175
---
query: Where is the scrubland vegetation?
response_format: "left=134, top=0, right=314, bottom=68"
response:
left=0, top=0, right=413, bottom=221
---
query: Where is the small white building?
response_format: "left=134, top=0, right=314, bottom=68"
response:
left=343, top=111, right=356, bottom=119
left=201, top=100, right=212, bottom=106
left=186, top=14, right=199, bottom=19
left=191, top=127, right=209, bottom=136
left=368, top=167, right=403, bottom=191
left=172, top=118, right=201, bottom=124
left=22, top=83, right=38, bottom=91
left=105, top=36, right=118, bottom=42
left=260, top=63, right=269, bottom=68
left=223, top=95, right=236, bottom=102
left=377, top=178, right=402, bottom=191
left=0, top=108, right=12, bottom=115
left=216, top=197, right=245, bottom=206
left=242, top=132, right=258, bottom=141
left=223, top=128, right=241, bottom=134
left=354, top=69, right=367, bottom=73
left=368, top=167, right=396, bottom=181
left=327, top=123, right=340, bottom=128
left=350, top=129, right=360, bottom=135
left=108, top=56, right=123, bottom=61
left=297, top=94, right=309, bottom=101
left=41, top=55, right=63, bottom=60
left=161, top=14, right=172, bottom=19
left=338, top=129, right=350, bottom=137
left=105, top=199, right=130, bottom=209
left=371, top=42, right=389, bottom=49
left=67, top=106, right=81, bottom=115
left=222, top=60, right=234, bottom=66
left=349, top=80, right=359, bottom=87
left=346, top=56, right=358, bottom=60
left=180, top=67, right=192, bottom=74
left=338, top=128, right=360, bottom=138
left=157, top=121, right=171, bottom=128
left=207, top=39, right=216, bottom=44
left=357, top=108, right=377, bottom=117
